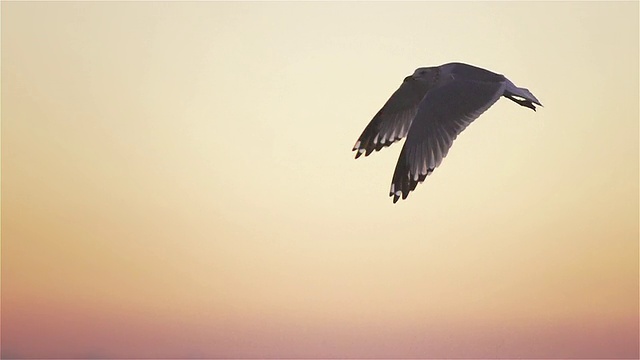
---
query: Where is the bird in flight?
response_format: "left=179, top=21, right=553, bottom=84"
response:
left=353, top=62, right=542, bottom=203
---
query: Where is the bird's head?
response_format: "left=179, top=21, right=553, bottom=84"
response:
left=408, top=67, right=440, bottom=86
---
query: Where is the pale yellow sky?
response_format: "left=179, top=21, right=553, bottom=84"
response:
left=2, top=1, right=638, bottom=358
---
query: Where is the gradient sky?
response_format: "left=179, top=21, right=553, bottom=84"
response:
left=2, top=1, right=638, bottom=359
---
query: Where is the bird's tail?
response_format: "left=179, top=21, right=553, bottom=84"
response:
left=504, top=79, right=542, bottom=111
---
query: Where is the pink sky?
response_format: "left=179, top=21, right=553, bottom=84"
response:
left=3, top=297, right=638, bottom=358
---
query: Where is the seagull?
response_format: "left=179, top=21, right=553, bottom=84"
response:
left=352, top=62, right=542, bottom=203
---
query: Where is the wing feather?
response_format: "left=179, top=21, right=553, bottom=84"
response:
left=390, top=79, right=507, bottom=202
left=353, top=76, right=431, bottom=158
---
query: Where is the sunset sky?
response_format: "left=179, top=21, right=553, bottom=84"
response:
left=2, top=1, right=638, bottom=358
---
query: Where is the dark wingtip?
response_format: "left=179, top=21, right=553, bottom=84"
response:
left=525, top=101, right=537, bottom=111
left=506, top=94, right=540, bottom=112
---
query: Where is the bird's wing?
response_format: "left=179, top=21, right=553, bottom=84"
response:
left=353, top=77, right=431, bottom=158
left=390, top=78, right=506, bottom=203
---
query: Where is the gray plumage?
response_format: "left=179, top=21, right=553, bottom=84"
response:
left=353, top=62, right=542, bottom=203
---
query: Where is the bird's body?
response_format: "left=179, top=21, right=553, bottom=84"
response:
left=353, top=62, right=542, bottom=203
